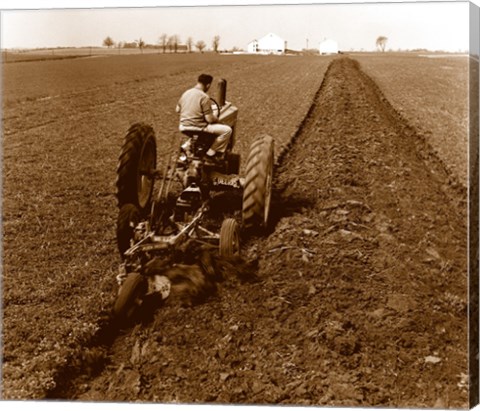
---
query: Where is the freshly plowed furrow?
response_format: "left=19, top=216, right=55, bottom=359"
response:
left=50, top=57, right=468, bottom=408
left=257, top=57, right=468, bottom=407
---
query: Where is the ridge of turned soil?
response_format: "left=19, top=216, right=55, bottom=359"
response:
left=49, top=57, right=468, bottom=407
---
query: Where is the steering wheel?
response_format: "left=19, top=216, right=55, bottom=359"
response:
left=210, top=97, right=221, bottom=119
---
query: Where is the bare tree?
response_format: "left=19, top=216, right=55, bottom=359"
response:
left=174, top=35, right=180, bottom=53
left=136, top=38, right=145, bottom=53
left=117, top=41, right=124, bottom=54
left=212, top=35, right=220, bottom=53
left=103, top=36, right=114, bottom=48
left=376, top=36, right=388, bottom=52
left=159, top=33, right=168, bottom=53
left=168, top=35, right=180, bottom=53
left=186, top=37, right=194, bottom=53
left=195, top=40, right=206, bottom=53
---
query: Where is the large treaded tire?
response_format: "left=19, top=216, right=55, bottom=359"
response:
left=116, top=123, right=157, bottom=212
left=242, top=134, right=274, bottom=230
left=116, top=203, right=140, bottom=259
left=113, top=272, right=147, bottom=323
left=220, top=218, right=240, bottom=257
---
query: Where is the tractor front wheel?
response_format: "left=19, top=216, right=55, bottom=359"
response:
left=220, top=218, right=240, bottom=257
left=242, top=134, right=274, bottom=230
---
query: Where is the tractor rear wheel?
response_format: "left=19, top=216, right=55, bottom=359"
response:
left=116, top=123, right=157, bottom=212
left=113, top=272, right=147, bottom=323
left=220, top=218, right=240, bottom=257
left=242, top=134, right=274, bottom=230
left=117, top=203, right=140, bottom=259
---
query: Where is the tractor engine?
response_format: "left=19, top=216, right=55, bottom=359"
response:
left=174, top=183, right=203, bottom=221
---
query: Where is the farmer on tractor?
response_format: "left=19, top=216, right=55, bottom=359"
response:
left=113, top=75, right=275, bottom=322
left=176, top=74, right=232, bottom=162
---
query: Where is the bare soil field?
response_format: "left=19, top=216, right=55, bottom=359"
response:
left=354, top=53, right=469, bottom=185
left=2, top=53, right=332, bottom=398
left=2, top=47, right=171, bottom=64
left=2, top=53, right=470, bottom=406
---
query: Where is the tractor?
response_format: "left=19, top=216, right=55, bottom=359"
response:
left=113, top=79, right=274, bottom=321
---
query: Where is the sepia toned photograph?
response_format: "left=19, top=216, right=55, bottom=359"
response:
left=1, top=0, right=479, bottom=409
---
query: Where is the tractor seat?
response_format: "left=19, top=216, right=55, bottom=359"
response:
left=181, top=129, right=216, bottom=140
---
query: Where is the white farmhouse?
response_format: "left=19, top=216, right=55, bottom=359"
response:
left=319, top=39, right=339, bottom=55
left=247, top=33, right=286, bottom=54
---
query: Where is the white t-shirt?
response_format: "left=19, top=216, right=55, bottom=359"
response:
left=177, top=87, right=212, bottom=129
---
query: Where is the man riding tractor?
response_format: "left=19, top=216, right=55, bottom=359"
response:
left=176, top=74, right=232, bottom=165
left=112, top=74, right=275, bottom=321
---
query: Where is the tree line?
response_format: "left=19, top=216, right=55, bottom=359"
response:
left=102, top=34, right=222, bottom=53
left=104, top=33, right=389, bottom=53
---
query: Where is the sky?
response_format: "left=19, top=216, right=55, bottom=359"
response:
left=0, top=0, right=476, bottom=52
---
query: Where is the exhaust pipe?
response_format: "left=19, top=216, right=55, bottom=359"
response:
left=217, top=78, right=227, bottom=107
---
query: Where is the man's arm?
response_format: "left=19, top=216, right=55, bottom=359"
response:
left=201, top=94, right=218, bottom=124
left=205, top=112, right=218, bottom=124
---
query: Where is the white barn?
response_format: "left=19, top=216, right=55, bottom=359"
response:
left=247, top=33, right=286, bottom=54
left=319, top=39, right=339, bottom=55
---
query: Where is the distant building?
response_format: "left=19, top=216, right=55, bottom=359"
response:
left=247, top=33, right=286, bottom=54
left=319, top=39, right=339, bottom=55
